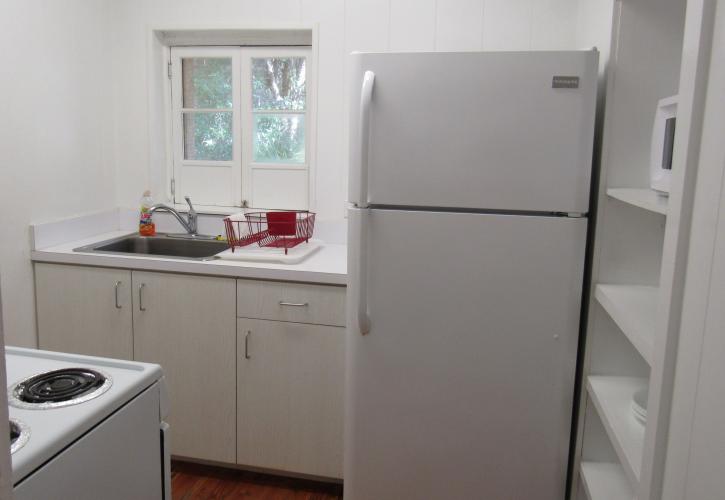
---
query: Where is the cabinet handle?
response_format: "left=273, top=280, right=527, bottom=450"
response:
left=114, top=281, right=122, bottom=309
left=244, top=330, right=251, bottom=359
left=139, top=283, right=146, bottom=311
left=278, top=301, right=309, bottom=307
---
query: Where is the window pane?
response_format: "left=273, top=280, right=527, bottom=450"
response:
left=252, top=57, right=306, bottom=111
left=182, top=58, right=233, bottom=109
left=183, top=112, right=233, bottom=161
left=253, top=114, right=305, bottom=163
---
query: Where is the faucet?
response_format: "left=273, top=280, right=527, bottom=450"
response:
left=149, top=196, right=198, bottom=236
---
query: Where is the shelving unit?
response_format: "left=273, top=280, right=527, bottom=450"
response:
left=606, top=188, right=668, bottom=216
left=587, top=376, right=647, bottom=484
left=580, top=461, right=634, bottom=500
left=572, top=0, right=711, bottom=498
left=594, top=285, right=658, bottom=365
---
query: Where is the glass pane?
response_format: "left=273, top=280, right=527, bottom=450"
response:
left=253, top=114, right=305, bottom=163
left=183, top=112, right=233, bottom=161
left=252, top=57, right=306, bottom=111
left=182, top=58, right=233, bottom=109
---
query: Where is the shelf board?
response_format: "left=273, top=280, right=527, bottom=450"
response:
left=587, top=376, right=647, bottom=487
left=581, top=462, right=634, bottom=500
left=595, top=284, right=658, bottom=365
left=607, top=188, right=668, bottom=215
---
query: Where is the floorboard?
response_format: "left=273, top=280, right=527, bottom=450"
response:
left=171, top=460, right=343, bottom=500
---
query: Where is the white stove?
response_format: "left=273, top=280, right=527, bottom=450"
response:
left=6, top=347, right=170, bottom=500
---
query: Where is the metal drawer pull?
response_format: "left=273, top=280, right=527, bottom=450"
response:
left=244, top=330, right=251, bottom=359
left=278, top=301, right=309, bottom=307
left=139, top=283, right=146, bottom=311
left=114, top=281, right=122, bottom=309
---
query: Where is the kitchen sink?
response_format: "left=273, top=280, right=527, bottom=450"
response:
left=74, top=234, right=228, bottom=260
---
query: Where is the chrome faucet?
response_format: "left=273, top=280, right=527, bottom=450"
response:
left=149, top=196, right=198, bottom=236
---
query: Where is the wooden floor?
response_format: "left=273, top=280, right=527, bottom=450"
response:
left=171, top=461, right=344, bottom=500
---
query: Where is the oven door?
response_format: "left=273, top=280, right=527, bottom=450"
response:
left=14, top=385, right=164, bottom=500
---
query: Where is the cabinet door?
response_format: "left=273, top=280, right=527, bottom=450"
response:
left=237, top=318, right=345, bottom=478
left=132, top=271, right=236, bottom=463
left=35, top=263, right=133, bottom=359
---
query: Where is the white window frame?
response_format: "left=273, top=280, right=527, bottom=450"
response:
left=169, top=45, right=314, bottom=210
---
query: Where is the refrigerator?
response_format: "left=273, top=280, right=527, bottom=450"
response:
left=346, top=50, right=598, bottom=500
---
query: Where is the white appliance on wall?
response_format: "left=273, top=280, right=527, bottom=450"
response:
left=346, top=50, right=598, bottom=500
left=6, top=347, right=171, bottom=500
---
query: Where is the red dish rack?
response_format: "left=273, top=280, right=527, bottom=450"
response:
left=223, top=211, right=316, bottom=255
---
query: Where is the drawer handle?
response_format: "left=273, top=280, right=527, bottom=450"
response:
left=278, top=301, right=309, bottom=307
left=244, top=330, right=251, bottom=359
left=139, top=283, right=146, bottom=311
left=114, top=281, right=122, bottom=309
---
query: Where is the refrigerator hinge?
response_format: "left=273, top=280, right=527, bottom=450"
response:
left=557, top=212, right=587, bottom=218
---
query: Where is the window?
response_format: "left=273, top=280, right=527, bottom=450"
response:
left=170, top=46, right=312, bottom=209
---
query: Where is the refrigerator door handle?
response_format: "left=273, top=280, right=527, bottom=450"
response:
left=357, top=208, right=371, bottom=335
left=353, top=71, right=375, bottom=208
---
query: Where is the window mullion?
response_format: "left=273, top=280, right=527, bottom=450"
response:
left=240, top=49, right=252, bottom=208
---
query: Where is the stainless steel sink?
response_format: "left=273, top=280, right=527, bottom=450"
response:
left=74, top=234, right=228, bottom=261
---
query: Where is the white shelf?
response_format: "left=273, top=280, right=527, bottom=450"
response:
left=607, top=188, right=668, bottom=215
left=581, top=462, right=634, bottom=500
left=595, top=284, right=659, bottom=365
left=587, top=376, right=647, bottom=487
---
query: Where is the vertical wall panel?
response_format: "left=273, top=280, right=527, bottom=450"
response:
left=531, top=0, right=578, bottom=49
left=301, top=0, right=347, bottom=217
left=435, top=0, right=485, bottom=51
left=345, top=0, right=391, bottom=52
left=482, top=0, right=532, bottom=50
left=389, top=0, right=436, bottom=51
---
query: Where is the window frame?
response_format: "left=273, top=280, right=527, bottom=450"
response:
left=168, top=45, right=314, bottom=210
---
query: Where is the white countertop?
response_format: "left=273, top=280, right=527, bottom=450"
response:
left=32, top=230, right=347, bottom=285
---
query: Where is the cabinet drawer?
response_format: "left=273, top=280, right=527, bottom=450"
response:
left=237, top=280, right=345, bottom=326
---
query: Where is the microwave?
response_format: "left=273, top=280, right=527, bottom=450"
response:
left=650, top=95, right=678, bottom=194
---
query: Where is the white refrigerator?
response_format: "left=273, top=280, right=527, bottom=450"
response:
left=346, top=50, right=598, bottom=500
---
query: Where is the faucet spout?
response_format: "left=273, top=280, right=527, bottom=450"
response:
left=148, top=203, right=195, bottom=235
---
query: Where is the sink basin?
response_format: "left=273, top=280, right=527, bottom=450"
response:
left=74, top=234, right=228, bottom=260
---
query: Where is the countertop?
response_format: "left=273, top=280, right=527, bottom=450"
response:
left=31, top=230, right=347, bottom=286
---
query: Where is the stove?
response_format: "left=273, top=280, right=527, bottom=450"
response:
left=6, top=347, right=170, bottom=500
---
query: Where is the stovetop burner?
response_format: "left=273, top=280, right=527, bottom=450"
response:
left=9, top=368, right=112, bottom=409
left=9, top=418, right=30, bottom=454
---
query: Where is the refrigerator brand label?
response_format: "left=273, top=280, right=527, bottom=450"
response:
left=552, top=76, right=580, bottom=89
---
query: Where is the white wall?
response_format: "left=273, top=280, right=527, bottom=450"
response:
left=0, top=1, right=115, bottom=347
left=0, top=0, right=592, bottom=348
left=111, top=0, right=583, bottom=222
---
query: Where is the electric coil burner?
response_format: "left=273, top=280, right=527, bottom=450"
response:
left=9, top=368, right=112, bottom=410
left=9, top=419, right=30, bottom=454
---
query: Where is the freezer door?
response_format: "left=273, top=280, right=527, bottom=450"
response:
left=345, top=208, right=586, bottom=500
left=348, top=51, right=597, bottom=213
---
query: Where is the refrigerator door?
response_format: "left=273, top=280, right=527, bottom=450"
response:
left=348, top=50, right=597, bottom=213
left=346, top=208, right=586, bottom=500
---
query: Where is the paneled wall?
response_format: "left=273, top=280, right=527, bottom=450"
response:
left=111, top=0, right=583, bottom=222
left=0, top=0, right=116, bottom=347
left=0, top=0, right=596, bottom=348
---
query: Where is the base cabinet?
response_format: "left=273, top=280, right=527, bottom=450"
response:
left=36, top=263, right=133, bottom=359
left=132, top=271, right=236, bottom=463
left=34, top=263, right=345, bottom=475
left=237, top=318, right=345, bottom=478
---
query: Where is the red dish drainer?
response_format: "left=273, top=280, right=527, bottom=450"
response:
left=224, top=210, right=316, bottom=254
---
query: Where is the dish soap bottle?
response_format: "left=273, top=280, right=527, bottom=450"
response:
left=139, top=190, right=156, bottom=236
